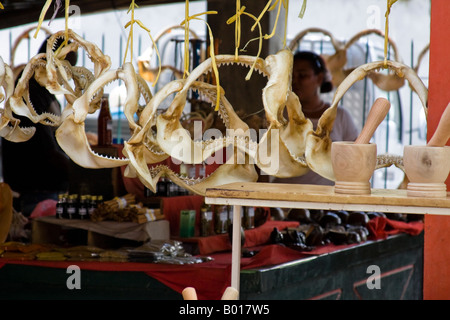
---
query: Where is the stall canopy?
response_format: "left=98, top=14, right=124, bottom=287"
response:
left=0, top=0, right=197, bottom=30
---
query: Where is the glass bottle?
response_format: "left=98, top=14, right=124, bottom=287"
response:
left=97, top=95, right=112, bottom=146
left=157, top=178, right=167, bottom=197
left=56, top=193, right=67, bottom=219
left=88, top=195, right=98, bottom=218
left=67, top=194, right=79, bottom=219
left=214, top=205, right=229, bottom=234
left=78, top=195, right=88, bottom=220
left=200, top=201, right=214, bottom=237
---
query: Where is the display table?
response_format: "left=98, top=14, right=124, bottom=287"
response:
left=0, top=232, right=424, bottom=300
left=205, top=182, right=449, bottom=296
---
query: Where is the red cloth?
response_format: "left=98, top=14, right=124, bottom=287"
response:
left=366, top=217, right=424, bottom=240
left=196, top=220, right=299, bottom=255
left=30, top=199, right=57, bottom=218
left=0, top=218, right=424, bottom=300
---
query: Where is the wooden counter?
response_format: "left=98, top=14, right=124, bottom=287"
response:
left=205, top=182, right=449, bottom=297
left=205, top=182, right=450, bottom=215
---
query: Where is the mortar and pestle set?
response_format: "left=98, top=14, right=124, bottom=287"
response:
left=403, top=102, right=450, bottom=198
left=332, top=99, right=450, bottom=198
left=332, top=97, right=391, bottom=195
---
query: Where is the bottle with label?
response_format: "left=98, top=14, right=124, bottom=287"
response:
left=156, top=177, right=168, bottom=197
left=200, top=201, right=214, bottom=237
left=97, top=95, right=112, bottom=146
left=78, top=195, right=88, bottom=220
left=97, top=195, right=104, bottom=206
left=243, top=206, right=255, bottom=229
left=88, top=195, right=98, bottom=218
left=67, top=194, right=79, bottom=219
left=56, top=193, right=67, bottom=219
left=214, top=205, right=229, bottom=234
left=199, top=163, right=206, bottom=179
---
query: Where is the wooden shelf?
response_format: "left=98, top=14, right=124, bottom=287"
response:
left=205, top=182, right=450, bottom=215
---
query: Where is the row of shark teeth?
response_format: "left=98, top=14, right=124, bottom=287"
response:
left=143, top=140, right=166, bottom=154
left=89, top=147, right=128, bottom=161
left=375, top=153, right=404, bottom=169
left=175, top=172, right=207, bottom=185
left=192, top=136, right=258, bottom=150
left=215, top=60, right=269, bottom=78
left=369, top=67, right=404, bottom=77
left=290, top=151, right=308, bottom=166
left=136, top=77, right=152, bottom=104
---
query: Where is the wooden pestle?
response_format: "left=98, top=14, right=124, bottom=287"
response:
left=354, top=97, right=391, bottom=144
left=427, top=102, right=450, bottom=147
left=221, top=287, right=239, bottom=300
left=182, top=287, right=198, bottom=300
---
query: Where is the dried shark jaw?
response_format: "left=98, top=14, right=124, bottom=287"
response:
left=56, top=62, right=150, bottom=169
left=0, top=56, right=36, bottom=142
left=45, top=29, right=111, bottom=99
left=346, top=29, right=405, bottom=92
left=10, top=28, right=111, bottom=130
left=155, top=53, right=267, bottom=165
left=9, top=53, right=63, bottom=127
left=288, top=28, right=404, bottom=90
left=152, top=48, right=313, bottom=180
left=256, top=49, right=313, bottom=177
left=124, top=73, right=260, bottom=194
left=288, top=27, right=347, bottom=88
left=123, top=50, right=283, bottom=195
left=305, top=60, right=428, bottom=181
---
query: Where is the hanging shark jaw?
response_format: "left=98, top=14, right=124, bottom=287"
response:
left=123, top=141, right=258, bottom=196
left=305, top=59, right=428, bottom=182
left=344, top=29, right=405, bottom=91
left=45, top=29, right=111, bottom=98
left=123, top=78, right=259, bottom=196
left=9, top=54, right=62, bottom=127
left=56, top=62, right=145, bottom=169
left=0, top=56, right=36, bottom=142
left=289, top=28, right=405, bottom=90
left=154, top=53, right=268, bottom=165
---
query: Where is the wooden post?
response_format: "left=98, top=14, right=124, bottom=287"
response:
left=424, top=0, right=450, bottom=300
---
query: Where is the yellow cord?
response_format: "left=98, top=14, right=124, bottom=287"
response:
left=183, top=0, right=190, bottom=78
left=384, top=0, right=398, bottom=67
left=298, top=0, right=307, bottom=18
left=182, top=12, right=220, bottom=111
left=34, top=0, right=53, bottom=39
left=227, top=6, right=263, bottom=81
left=34, top=0, right=70, bottom=56
left=233, top=0, right=242, bottom=60
left=250, top=0, right=289, bottom=48
left=0, top=2, right=4, bottom=10
left=124, top=0, right=162, bottom=86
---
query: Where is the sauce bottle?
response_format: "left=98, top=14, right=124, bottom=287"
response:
left=97, top=95, right=112, bottom=146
